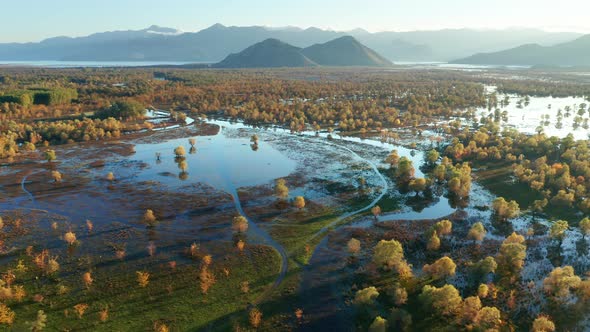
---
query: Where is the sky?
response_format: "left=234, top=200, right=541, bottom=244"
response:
left=2, top=0, right=590, bottom=42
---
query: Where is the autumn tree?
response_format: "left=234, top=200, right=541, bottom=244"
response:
left=275, top=178, right=289, bottom=199
left=467, top=222, right=486, bottom=242
left=386, top=150, right=400, bottom=168
left=425, top=149, right=440, bottom=165
left=543, top=266, right=581, bottom=302
left=232, top=215, right=248, bottom=233
left=580, top=217, right=590, bottom=239
left=51, top=170, right=62, bottom=183
left=395, top=157, right=415, bottom=182
left=372, top=239, right=404, bottom=270
left=44, top=149, right=56, bottom=163
left=347, top=238, right=361, bottom=255
left=532, top=315, right=556, bottom=332
left=492, top=197, right=520, bottom=222
left=423, top=256, right=457, bottom=280
left=549, top=220, right=568, bottom=245
left=293, top=196, right=305, bottom=210
left=354, top=286, right=379, bottom=306
left=369, top=316, right=388, bottom=332
left=408, top=178, right=427, bottom=196
left=174, top=146, right=186, bottom=158
left=371, top=205, right=381, bottom=220
left=496, top=233, right=527, bottom=281
left=427, top=231, right=441, bottom=251
left=143, top=209, right=157, bottom=226
left=419, top=284, right=463, bottom=318
left=249, top=308, right=262, bottom=328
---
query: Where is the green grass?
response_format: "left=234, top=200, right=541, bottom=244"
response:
left=5, top=243, right=281, bottom=331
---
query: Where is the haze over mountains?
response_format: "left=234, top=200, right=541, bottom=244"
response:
left=0, top=24, right=583, bottom=63
left=215, top=36, right=392, bottom=68
left=453, top=35, right=590, bottom=67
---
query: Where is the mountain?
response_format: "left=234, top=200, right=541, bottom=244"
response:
left=301, top=36, right=392, bottom=66
left=452, top=35, right=590, bottom=66
left=215, top=39, right=317, bottom=68
left=215, top=36, right=391, bottom=68
left=0, top=24, right=583, bottom=62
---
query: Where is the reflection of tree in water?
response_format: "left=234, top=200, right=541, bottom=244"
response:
left=250, top=143, right=258, bottom=151
left=189, top=146, right=197, bottom=154
left=176, top=158, right=189, bottom=181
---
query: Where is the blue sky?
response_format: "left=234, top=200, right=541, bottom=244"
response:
left=2, top=0, right=589, bottom=42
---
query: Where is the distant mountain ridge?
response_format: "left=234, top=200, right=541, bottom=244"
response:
left=452, top=35, right=590, bottom=66
left=301, top=36, right=392, bottom=67
left=215, top=39, right=317, bottom=68
left=215, top=36, right=392, bottom=68
left=0, top=24, right=583, bottom=62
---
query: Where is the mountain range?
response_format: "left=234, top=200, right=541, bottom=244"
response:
left=452, top=35, right=590, bottom=66
left=0, top=24, right=583, bottom=63
left=215, top=36, right=392, bottom=68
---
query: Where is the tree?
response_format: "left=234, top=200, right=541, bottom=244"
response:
left=386, top=150, right=400, bottom=168
left=492, top=197, right=520, bottom=221
left=532, top=199, right=548, bottom=219
left=419, top=284, right=463, bottom=318
left=408, top=178, right=427, bottom=196
left=496, top=233, right=527, bottom=280
left=29, top=310, right=47, bottom=331
left=427, top=232, right=441, bottom=251
left=0, top=303, right=15, bottom=325
left=64, top=231, right=76, bottom=245
left=433, top=220, right=452, bottom=236
left=250, top=134, right=259, bottom=144
left=347, top=238, right=361, bottom=255
left=549, top=220, right=568, bottom=244
left=477, top=284, right=489, bottom=298
left=532, top=315, right=556, bottom=332
left=372, top=239, right=405, bottom=270
left=293, top=196, right=305, bottom=210
left=423, top=256, right=456, bottom=280
left=96, top=100, right=145, bottom=119
left=543, top=266, right=581, bottom=302
left=354, top=286, right=379, bottom=305
left=461, top=296, right=482, bottom=323
left=393, top=287, right=408, bottom=306
left=395, top=157, right=415, bottom=182
left=174, top=146, right=186, bottom=158
left=275, top=179, right=289, bottom=199
left=371, top=205, right=381, bottom=219
left=51, top=170, right=62, bottom=183
left=232, top=215, right=248, bottom=233
left=369, top=316, right=388, bottom=332
left=580, top=217, right=590, bottom=239
left=474, top=256, right=497, bottom=276
left=143, top=209, right=157, bottom=226
left=468, top=222, right=486, bottom=242
left=188, top=138, right=196, bottom=147
left=106, top=172, right=115, bottom=181
left=474, top=306, right=502, bottom=330
left=249, top=308, right=262, bottom=329
left=136, top=271, right=150, bottom=288
left=44, top=149, right=56, bottom=163
left=425, top=149, right=440, bottom=165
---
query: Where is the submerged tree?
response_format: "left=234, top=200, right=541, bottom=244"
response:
left=275, top=178, right=289, bottom=199
left=467, top=222, right=487, bottom=242
left=293, top=196, right=306, bottom=210
left=492, top=197, right=520, bottom=222
left=232, top=215, right=248, bottom=233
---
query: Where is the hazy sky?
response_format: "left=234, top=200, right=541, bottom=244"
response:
left=2, top=0, right=589, bottom=42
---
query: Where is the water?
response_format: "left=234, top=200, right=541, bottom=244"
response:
left=480, top=86, right=590, bottom=139
left=129, top=126, right=296, bottom=191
